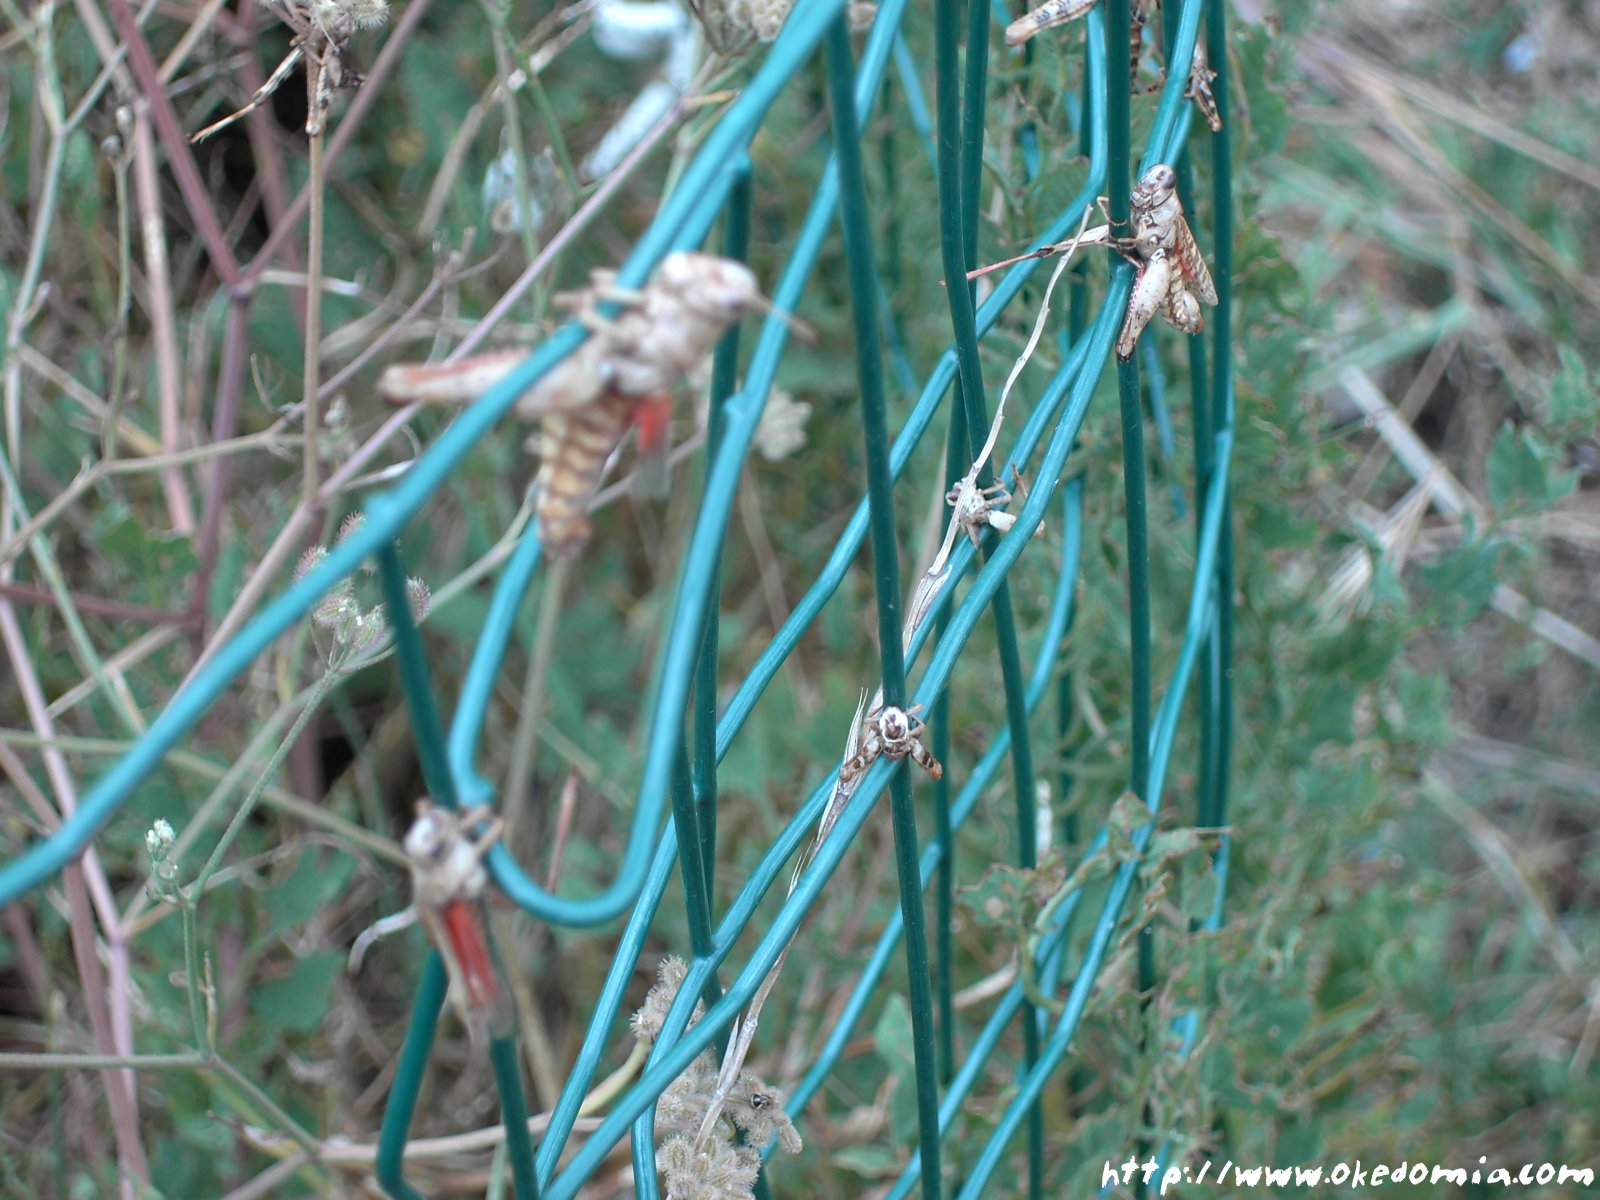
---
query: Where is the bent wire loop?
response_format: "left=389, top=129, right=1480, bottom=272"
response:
left=0, top=0, right=1237, bottom=1197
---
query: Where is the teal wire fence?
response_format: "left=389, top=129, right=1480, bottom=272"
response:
left=0, top=0, right=1236, bottom=1195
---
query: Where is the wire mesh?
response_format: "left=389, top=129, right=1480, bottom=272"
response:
left=0, top=0, right=1237, bottom=1195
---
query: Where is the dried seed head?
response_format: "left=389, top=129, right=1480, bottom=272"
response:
left=753, top=388, right=811, bottom=461
left=653, top=1049, right=719, bottom=1137
left=656, top=1134, right=759, bottom=1200
left=340, top=0, right=389, bottom=28
left=294, top=545, right=328, bottom=582
left=311, top=579, right=359, bottom=635
left=631, top=955, right=704, bottom=1044
left=348, top=607, right=388, bottom=655
left=405, top=577, right=431, bottom=623
left=335, top=512, right=366, bottom=547
left=145, top=819, right=176, bottom=862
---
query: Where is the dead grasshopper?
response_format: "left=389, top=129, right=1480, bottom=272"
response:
left=966, top=163, right=1217, bottom=361
left=403, top=800, right=514, bottom=1039
left=1005, top=0, right=1154, bottom=89
left=191, top=0, right=386, bottom=143
left=1186, top=42, right=1222, bottom=133
left=1004, top=0, right=1222, bottom=131
left=379, top=252, right=762, bottom=556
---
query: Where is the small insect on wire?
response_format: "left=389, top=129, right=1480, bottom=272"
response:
left=838, top=702, right=944, bottom=785
left=404, top=800, right=514, bottom=1040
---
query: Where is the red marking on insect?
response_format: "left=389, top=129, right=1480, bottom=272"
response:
left=439, top=897, right=503, bottom=1018
left=633, top=392, right=674, bottom=458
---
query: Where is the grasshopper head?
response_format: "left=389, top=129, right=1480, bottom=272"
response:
left=1132, top=163, right=1177, bottom=208
left=656, top=252, right=762, bottom=324
left=403, top=802, right=452, bottom=865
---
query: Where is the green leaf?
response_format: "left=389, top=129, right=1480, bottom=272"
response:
left=1145, top=826, right=1205, bottom=866
left=831, top=1145, right=901, bottom=1177
left=1416, top=537, right=1501, bottom=626
left=91, top=501, right=198, bottom=607
left=250, top=951, right=342, bottom=1034
left=872, top=994, right=919, bottom=1143
left=1301, top=680, right=1357, bottom=746
left=1486, top=424, right=1576, bottom=514
left=1389, top=668, right=1451, bottom=749
left=263, top=851, right=356, bottom=937
left=208, top=535, right=247, bottom=620
left=1546, top=345, right=1595, bottom=427
left=872, top=993, right=914, bottom=1073
left=956, top=851, right=1070, bottom=931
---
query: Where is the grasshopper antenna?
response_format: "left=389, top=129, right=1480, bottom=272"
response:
left=747, top=292, right=817, bottom=345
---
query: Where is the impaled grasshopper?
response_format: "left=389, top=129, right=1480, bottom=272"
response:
left=1005, top=0, right=1152, bottom=86
left=191, top=0, right=385, bottom=143
left=379, top=252, right=762, bottom=556
left=967, top=163, right=1217, bottom=361
left=1185, top=42, right=1222, bottom=133
left=403, top=800, right=514, bottom=1039
left=1004, top=0, right=1222, bottom=131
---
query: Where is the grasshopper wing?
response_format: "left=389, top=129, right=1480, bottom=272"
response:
left=378, top=350, right=530, bottom=407
left=378, top=346, right=611, bottom=420
left=1172, top=217, right=1219, bottom=307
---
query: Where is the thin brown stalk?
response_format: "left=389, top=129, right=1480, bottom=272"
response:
left=1353, top=73, right=1600, bottom=309
left=190, top=103, right=686, bottom=678
left=245, top=0, right=438, bottom=277
left=14, top=343, right=163, bottom=456
left=234, top=1, right=306, bottom=313
left=1305, top=37, right=1600, bottom=194
left=155, top=0, right=231, bottom=82
left=130, top=105, right=196, bottom=532
left=0, top=580, right=189, bottom=625
left=318, top=246, right=496, bottom=396
left=102, top=0, right=241, bottom=286
left=0, top=708, right=148, bottom=1192
left=302, top=67, right=327, bottom=506
left=48, top=626, right=185, bottom=720
left=187, top=295, right=255, bottom=648
left=503, top=559, right=570, bottom=830
left=737, top=468, right=806, bottom=694
left=0, top=423, right=293, bottom=570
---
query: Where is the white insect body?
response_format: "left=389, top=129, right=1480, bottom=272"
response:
left=839, top=703, right=944, bottom=785
left=1115, top=163, right=1217, bottom=360
left=963, top=164, right=1216, bottom=361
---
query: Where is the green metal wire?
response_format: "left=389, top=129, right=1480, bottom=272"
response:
left=376, top=954, right=447, bottom=1200
left=1205, top=0, right=1236, bottom=838
left=935, top=4, right=1047, bottom=1186
left=377, top=545, right=542, bottom=1198
left=0, top=0, right=1239, bottom=1194
left=825, top=15, right=944, bottom=1198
